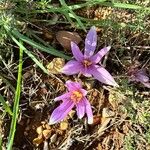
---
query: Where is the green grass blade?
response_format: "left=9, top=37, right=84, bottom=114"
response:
left=25, top=1, right=104, bottom=14
left=28, top=30, right=55, bottom=48
left=10, top=35, right=49, bottom=74
left=62, top=11, right=75, bottom=25
left=70, top=14, right=137, bottom=29
left=59, top=0, right=86, bottom=32
left=12, top=28, right=71, bottom=60
left=97, top=2, right=150, bottom=10
left=0, top=136, right=2, bottom=150
left=13, top=29, right=70, bottom=60
left=68, top=0, right=107, bottom=10
left=4, top=26, right=71, bottom=60
left=69, top=1, right=150, bottom=11
left=16, top=1, right=149, bottom=15
left=0, top=95, right=13, bottom=116
left=7, top=41, right=23, bottom=150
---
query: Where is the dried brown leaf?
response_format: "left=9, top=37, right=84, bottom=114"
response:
left=50, top=134, right=57, bottom=143
left=43, top=129, right=51, bottom=139
left=98, top=118, right=111, bottom=134
left=102, top=108, right=115, bottom=118
left=56, top=31, right=82, bottom=50
left=36, top=126, right=43, bottom=135
left=47, top=58, right=65, bottom=74
left=33, top=134, right=43, bottom=146
left=60, top=121, right=68, bottom=131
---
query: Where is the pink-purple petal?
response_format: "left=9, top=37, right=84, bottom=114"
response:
left=66, top=80, right=82, bottom=91
left=71, top=42, right=84, bottom=62
left=141, top=82, right=150, bottom=88
left=135, top=69, right=149, bottom=82
left=76, top=100, right=85, bottom=119
left=90, top=65, right=119, bottom=87
left=49, top=100, right=74, bottom=125
left=134, top=70, right=150, bottom=88
left=84, top=26, right=97, bottom=58
left=83, top=98, right=93, bottom=124
left=54, top=92, right=71, bottom=101
left=90, top=46, right=111, bottom=64
left=81, top=89, right=88, bottom=96
left=80, top=66, right=93, bottom=77
left=61, top=60, right=82, bottom=75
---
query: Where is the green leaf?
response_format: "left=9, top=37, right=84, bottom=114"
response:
left=7, top=41, right=23, bottom=150
left=59, top=0, right=86, bottom=32
left=11, top=35, right=49, bottom=74
left=0, top=94, right=13, bottom=116
left=0, top=135, right=2, bottom=150
left=100, top=2, right=150, bottom=10
left=4, top=25, right=71, bottom=60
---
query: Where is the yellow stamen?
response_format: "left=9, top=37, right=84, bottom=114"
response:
left=83, top=59, right=92, bottom=67
left=71, top=91, right=83, bottom=103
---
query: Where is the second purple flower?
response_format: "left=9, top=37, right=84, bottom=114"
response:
left=49, top=81, right=93, bottom=125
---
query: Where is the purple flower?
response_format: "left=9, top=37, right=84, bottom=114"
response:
left=129, top=69, right=150, bottom=88
left=61, top=26, right=118, bottom=87
left=49, top=81, right=93, bottom=125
